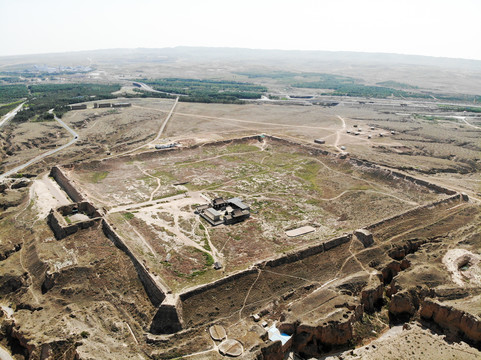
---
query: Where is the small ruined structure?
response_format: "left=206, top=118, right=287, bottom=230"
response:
left=354, top=229, right=374, bottom=247
left=197, top=197, right=250, bottom=226
left=155, top=143, right=178, bottom=150
left=47, top=202, right=102, bottom=240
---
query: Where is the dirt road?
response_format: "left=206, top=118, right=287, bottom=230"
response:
left=0, top=112, right=79, bottom=181
left=105, top=97, right=178, bottom=159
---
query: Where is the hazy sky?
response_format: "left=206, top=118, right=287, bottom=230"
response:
left=1, top=0, right=481, bottom=60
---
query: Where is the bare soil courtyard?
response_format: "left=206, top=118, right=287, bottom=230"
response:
left=65, top=136, right=443, bottom=292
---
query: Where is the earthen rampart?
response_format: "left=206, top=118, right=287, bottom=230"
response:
left=50, top=166, right=84, bottom=202
left=101, top=220, right=167, bottom=307
left=365, top=193, right=462, bottom=231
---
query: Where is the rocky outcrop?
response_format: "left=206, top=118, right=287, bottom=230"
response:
left=9, top=325, right=80, bottom=360
left=361, top=277, right=384, bottom=313
left=389, top=290, right=416, bottom=317
left=388, top=238, right=427, bottom=261
left=277, top=304, right=363, bottom=359
left=420, top=298, right=481, bottom=346
left=0, top=272, right=29, bottom=295
left=257, top=340, right=284, bottom=360
left=0, top=243, right=22, bottom=261
left=41, top=271, right=58, bottom=293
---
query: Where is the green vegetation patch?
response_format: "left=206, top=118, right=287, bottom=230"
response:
left=0, top=85, right=28, bottom=103
left=293, top=74, right=426, bottom=99
left=122, top=212, right=135, bottom=220
left=91, top=171, right=109, bottom=183
left=438, top=104, right=481, bottom=113
left=376, top=80, right=418, bottom=89
left=138, top=78, right=267, bottom=104
left=12, top=83, right=121, bottom=123
left=0, top=100, right=23, bottom=117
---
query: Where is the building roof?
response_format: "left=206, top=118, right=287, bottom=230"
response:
left=232, top=209, right=244, bottom=217
left=213, top=197, right=226, bottom=205
left=205, top=208, right=221, bottom=218
left=228, top=197, right=249, bottom=210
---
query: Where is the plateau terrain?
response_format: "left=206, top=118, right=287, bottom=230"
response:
left=0, top=47, right=480, bottom=360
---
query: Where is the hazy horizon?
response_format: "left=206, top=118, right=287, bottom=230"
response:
left=1, top=0, right=481, bottom=61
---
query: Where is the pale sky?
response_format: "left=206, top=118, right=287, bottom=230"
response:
left=1, top=0, right=481, bottom=60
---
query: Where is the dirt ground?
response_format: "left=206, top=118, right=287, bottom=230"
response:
left=64, top=136, right=442, bottom=292
left=325, top=323, right=481, bottom=360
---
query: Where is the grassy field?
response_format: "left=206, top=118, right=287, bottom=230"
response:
left=69, top=137, right=442, bottom=291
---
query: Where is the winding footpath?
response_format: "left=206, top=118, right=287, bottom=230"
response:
left=0, top=110, right=79, bottom=181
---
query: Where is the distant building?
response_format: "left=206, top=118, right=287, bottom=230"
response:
left=314, top=139, right=325, bottom=144
left=112, top=102, right=132, bottom=108
left=68, top=104, right=87, bottom=110
left=98, top=103, right=111, bottom=108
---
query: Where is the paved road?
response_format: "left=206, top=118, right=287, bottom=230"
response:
left=136, top=82, right=183, bottom=97
left=0, top=101, right=26, bottom=127
left=0, top=111, right=79, bottom=181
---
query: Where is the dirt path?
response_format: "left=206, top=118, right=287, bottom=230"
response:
left=334, top=115, right=346, bottom=150
left=0, top=113, right=79, bottom=181
left=239, top=269, right=262, bottom=319
left=446, top=116, right=481, bottom=130
left=135, top=165, right=161, bottom=202
left=335, top=202, right=470, bottom=276
left=104, top=97, right=178, bottom=159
